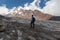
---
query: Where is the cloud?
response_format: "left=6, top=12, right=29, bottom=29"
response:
left=0, top=5, right=9, bottom=15
left=42, top=0, right=60, bottom=16
left=17, top=0, right=42, bottom=11
left=9, top=7, right=16, bottom=13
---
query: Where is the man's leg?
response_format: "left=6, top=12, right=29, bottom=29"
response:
left=33, top=22, right=35, bottom=28
left=30, top=22, right=32, bottom=28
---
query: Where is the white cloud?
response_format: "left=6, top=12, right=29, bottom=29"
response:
left=19, top=0, right=42, bottom=11
left=0, top=5, right=9, bottom=15
left=42, top=0, right=60, bottom=16
left=9, top=7, right=16, bottom=12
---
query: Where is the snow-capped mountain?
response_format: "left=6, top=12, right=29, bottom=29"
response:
left=6, top=7, right=52, bottom=20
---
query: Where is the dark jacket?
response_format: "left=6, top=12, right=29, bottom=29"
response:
left=31, top=16, right=35, bottom=23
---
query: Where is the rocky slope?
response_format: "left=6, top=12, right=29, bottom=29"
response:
left=6, top=8, right=52, bottom=20
left=0, top=16, right=60, bottom=40
left=49, top=16, right=60, bottom=21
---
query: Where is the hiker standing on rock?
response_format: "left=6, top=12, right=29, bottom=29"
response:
left=30, top=15, right=36, bottom=28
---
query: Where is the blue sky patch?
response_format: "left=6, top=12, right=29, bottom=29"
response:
left=0, top=0, right=50, bottom=9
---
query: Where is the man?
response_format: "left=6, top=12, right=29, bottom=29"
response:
left=30, top=15, right=36, bottom=28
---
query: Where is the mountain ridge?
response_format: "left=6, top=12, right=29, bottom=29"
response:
left=6, top=9, right=52, bottom=20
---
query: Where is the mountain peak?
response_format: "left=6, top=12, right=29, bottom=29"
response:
left=6, top=8, right=52, bottom=20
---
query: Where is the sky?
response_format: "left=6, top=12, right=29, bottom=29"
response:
left=0, top=0, right=49, bottom=9
left=0, top=0, right=60, bottom=16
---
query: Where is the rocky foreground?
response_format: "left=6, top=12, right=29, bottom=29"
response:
left=0, top=18, right=60, bottom=40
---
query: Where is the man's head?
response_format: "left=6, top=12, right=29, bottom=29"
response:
left=32, top=15, right=33, bottom=17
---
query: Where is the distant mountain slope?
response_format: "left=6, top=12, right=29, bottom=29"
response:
left=49, top=16, right=60, bottom=21
left=6, top=9, right=52, bottom=20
